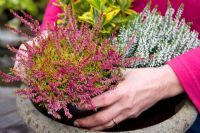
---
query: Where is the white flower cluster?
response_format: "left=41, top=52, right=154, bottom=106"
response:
left=113, top=5, right=200, bottom=67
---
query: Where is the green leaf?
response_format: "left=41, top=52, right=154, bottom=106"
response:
left=20, top=0, right=38, bottom=15
left=86, top=0, right=107, bottom=12
left=58, top=0, right=70, bottom=4
left=107, top=0, right=115, bottom=5
left=103, top=6, right=120, bottom=26
left=112, top=15, right=128, bottom=24
left=124, top=8, right=137, bottom=15
left=117, top=0, right=133, bottom=10
left=117, top=0, right=127, bottom=10
left=78, top=7, right=94, bottom=25
left=74, top=0, right=90, bottom=14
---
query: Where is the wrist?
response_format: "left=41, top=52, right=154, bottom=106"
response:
left=157, top=64, right=184, bottom=100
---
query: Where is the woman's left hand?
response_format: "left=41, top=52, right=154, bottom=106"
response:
left=73, top=65, right=184, bottom=131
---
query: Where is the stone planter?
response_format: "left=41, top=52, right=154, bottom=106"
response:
left=16, top=95, right=197, bottom=133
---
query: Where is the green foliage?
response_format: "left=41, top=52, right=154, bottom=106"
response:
left=0, top=0, right=48, bottom=27
left=0, top=0, right=37, bottom=15
left=57, top=0, right=137, bottom=37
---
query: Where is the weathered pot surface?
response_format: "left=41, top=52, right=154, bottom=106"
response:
left=16, top=95, right=197, bottom=133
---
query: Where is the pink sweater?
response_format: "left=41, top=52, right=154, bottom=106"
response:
left=41, top=0, right=200, bottom=112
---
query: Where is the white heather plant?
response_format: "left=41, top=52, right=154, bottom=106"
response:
left=113, top=5, right=200, bottom=67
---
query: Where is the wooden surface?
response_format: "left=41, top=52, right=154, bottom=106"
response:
left=0, top=87, right=33, bottom=133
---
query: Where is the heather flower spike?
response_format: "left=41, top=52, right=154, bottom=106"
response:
left=0, top=7, right=125, bottom=119
left=113, top=5, right=200, bottom=68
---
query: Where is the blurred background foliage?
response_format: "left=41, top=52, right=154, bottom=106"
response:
left=0, top=0, right=48, bottom=28
left=0, top=0, right=48, bottom=86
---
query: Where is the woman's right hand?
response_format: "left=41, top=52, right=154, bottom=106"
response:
left=14, top=31, right=48, bottom=76
left=74, top=65, right=184, bottom=131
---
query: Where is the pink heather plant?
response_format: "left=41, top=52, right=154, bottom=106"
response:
left=0, top=8, right=126, bottom=119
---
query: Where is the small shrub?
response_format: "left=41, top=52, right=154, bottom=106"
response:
left=0, top=8, right=126, bottom=119
left=113, top=5, right=200, bottom=67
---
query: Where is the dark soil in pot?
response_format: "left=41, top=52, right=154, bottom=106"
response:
left=32, top=94, right=186, bottom=132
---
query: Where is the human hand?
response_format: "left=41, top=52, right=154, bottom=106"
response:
left=14, top=32, right=48, bottom=77
left=74, top=65, right=184, bottom=131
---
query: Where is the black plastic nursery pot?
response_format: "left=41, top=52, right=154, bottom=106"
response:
left=16, top=93, right=198, bottom=133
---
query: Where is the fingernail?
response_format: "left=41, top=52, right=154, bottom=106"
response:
left=74, top=121, right=79, bottom=127
left=79, top=104, right=89, bottom=110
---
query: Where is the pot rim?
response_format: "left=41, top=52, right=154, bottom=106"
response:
left=16, top=95, right=197, bottom=133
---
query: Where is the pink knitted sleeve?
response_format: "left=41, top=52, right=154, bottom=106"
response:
left=167, top=48, right=200, bottom=112
left=40, top=0, right=62, bottom=31
left=133, top=0, right=200, bottom=112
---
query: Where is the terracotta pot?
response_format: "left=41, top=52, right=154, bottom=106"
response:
left=16, top=94, right=197, bottom=133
